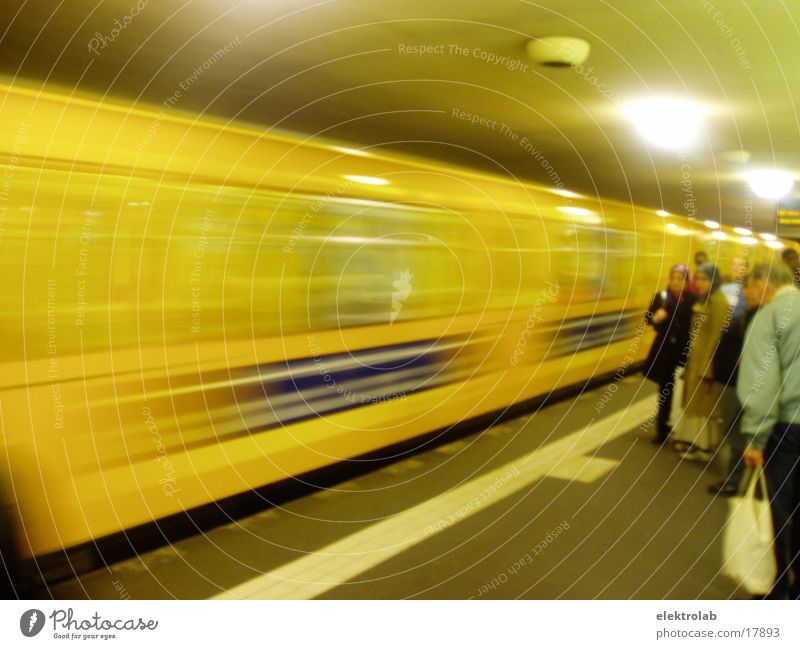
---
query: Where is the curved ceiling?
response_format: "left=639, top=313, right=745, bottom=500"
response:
left=1, top=0, right=798, bottom=231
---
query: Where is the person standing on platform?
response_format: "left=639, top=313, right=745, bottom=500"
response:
left=642, top=264, right=696, bottom=444
left=687, top=251, right=709, bottom=295
left=738, top=262, right=800, bottom=599
left=781, top=248, right=800, bottom=287
left=671, top=263, right=730, bottom=461
left=707, top=271, right=760, bottom=496
left=721, top=257, right=748, bottom=319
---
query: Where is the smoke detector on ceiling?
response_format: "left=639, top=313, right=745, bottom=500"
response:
left=527, top=37, right=591, bottom=67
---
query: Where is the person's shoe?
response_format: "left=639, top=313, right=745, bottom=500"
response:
left=707, top=482, right=737, bottom=497
left=680, top=449, right=712, bottom=462
left=652, top=427, right=671, bottom=445
left=672, top=441, right=690, bottom=453
left=696, top=449, right=713, bottom=462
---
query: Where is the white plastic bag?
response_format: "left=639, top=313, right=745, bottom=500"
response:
left=722, top=467, right=777, bottom=594
left=668, top=369, right=684, bottom=429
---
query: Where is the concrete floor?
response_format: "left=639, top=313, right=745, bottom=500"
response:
left=51, top=376, right=745, bottom=599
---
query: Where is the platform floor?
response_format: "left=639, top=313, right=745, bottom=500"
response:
left=52, top=376, right=745, bottom=599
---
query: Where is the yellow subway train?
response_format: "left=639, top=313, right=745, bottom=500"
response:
left=0, top=81, right=789, bottom=566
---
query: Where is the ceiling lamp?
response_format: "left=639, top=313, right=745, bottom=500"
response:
left=558, top=206, right=593, bottom=216
left=703, top=220, right=720, bottom=229
left=557, top=206, right=601, bottom=224
left=733, top=227, right=752, bottom=235
left=334, top=146, right=371, bottom=157
left=551, top=188, right=582, bottom=199
left=527, top=37, right=590, bottom=67
left=744, top=169, right=794, bottom=199
left=623, top=97, right=705, bottom=150
left=343, top=175, right=389, bottom=186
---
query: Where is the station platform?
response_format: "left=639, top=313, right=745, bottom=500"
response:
left=52, top=376, right=743, bottom=600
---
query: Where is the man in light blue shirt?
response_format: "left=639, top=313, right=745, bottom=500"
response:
left=721, top=257, right=748, bottom=319
left=738, top=262, right=800, bottom=599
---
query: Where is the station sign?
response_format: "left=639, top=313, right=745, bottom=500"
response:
left=777, top=193, right=800, bottom=240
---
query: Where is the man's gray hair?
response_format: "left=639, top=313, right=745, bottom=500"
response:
left=747, top=262, right=794, bottom=287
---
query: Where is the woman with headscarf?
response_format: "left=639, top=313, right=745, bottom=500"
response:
left=671, top=262, right=732, bottom=461
left=643, top=264, right=696, bottom=444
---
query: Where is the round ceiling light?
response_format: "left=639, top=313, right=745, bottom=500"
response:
left=622, top=97, right=705, bottom=150
left=744, top=169, right=794, bottom=200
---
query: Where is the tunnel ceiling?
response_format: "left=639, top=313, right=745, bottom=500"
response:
left=1, top=0, right=797, bottom=231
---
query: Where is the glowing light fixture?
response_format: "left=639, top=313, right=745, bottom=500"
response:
left=344, top=175, right=389, bottom=186
left=744, top=169, right=794, bottom=199
left=656, top=210, right=670, bottom=217
left=666, top=223, right=678, bottom=231
left=739, top=236, right=759, bottom=246
left=760, top=232, right=777, bottom=241
left=557, top=206, right=601, bottom=224
left=711, top=230, right=727, bottom=240
left=733, top=227, right=752, bottom=236
left=558, top=206, right=593, bottom=216
left=703, top=220, right=720, bottom=229
left=766, top=240, right=785, bottom=249
left=551, top=188, right=582, bottom=199
left=623, top=97, right=705, bottom=150
left=335, top=146, right=371, bottom=157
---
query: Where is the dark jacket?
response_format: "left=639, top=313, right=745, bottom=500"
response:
left=643, top=289, right=696, bottom=385
left=713, top=307, right=758, bottom=387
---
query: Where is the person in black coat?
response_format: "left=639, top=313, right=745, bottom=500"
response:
left=643, top=264, right=697, bottom=444
left=707, top=277, right=760, bottom=496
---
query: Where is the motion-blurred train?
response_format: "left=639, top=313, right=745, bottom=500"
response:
left=0, top=81, right=790, bottom=582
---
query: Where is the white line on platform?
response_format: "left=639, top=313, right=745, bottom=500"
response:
left=213, top=397, right=654, bottom=599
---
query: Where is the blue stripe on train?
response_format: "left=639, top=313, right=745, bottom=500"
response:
left=263, top=337, right=452, bottom=429
left=255, top=309, right=645, bottom=430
